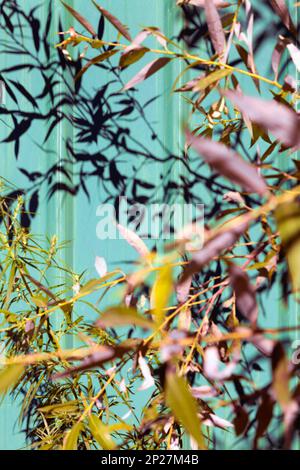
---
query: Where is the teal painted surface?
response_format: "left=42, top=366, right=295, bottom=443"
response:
left=0, top=0, right=297, bottom=449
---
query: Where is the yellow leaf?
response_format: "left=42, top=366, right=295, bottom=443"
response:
left=151, top=264, right=173, bottom=325
left=194, top=68, right=232, bottom=91
left=120, top=46, right=149, bottom=69
left=88, top=415, right=116, bottom=450
left=0, top=364, right=24, bottom=395
left=165, top=372, right=205, bottom=449
left=63, top=422, right=83, bottom=450
left=38, top=401, right=79, bottom=416
left=75, top=49, right=118, bottom=81
left=96, top=306, right=153, bottom=329
left=276, top=201, right=300, bottom=293
left=31, top=294, right=48, bottom=308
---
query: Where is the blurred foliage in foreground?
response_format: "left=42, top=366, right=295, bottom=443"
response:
left=1, top=0, right=300, bottom=450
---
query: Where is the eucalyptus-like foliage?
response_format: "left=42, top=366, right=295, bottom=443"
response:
left=1, top=0, right=300, bottom=450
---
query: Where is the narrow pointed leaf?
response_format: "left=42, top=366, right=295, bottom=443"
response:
left=123, top=58, right=172, bottom=91
left=272, top=343, right=290, bottom=409
left=229, top=263, right=258, bottom=325
left=194, top=68, right=232, bottom=91
left=225, top=90, right=300, bottom=149
left=63, top=422, right=83, bottom=450
left=92, top=1, right=132, bottom=41
left=61, top=1, right=96, bottom=37
left=276, top=201, right=300, bottom=293
left=96, top=306, right=153, bottom=329
left=89, top=415, right=116, bottom=449
left=165, top=371, right=205, bottom=449
left=75, top=49, right=118, bottom=81
left=151, top=264, right=173, bottom=325
left=267, top=0, right=297, bottom=36
left=117, top=223, right=150, bottom=257
left=0, top=364, right=24, bottom=395
left=204, top=0, right=226, bottom=56
left=186, top=131, right=268, bottom=195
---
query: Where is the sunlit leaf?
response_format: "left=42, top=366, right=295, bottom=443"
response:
left=88, top=414, right=116, bottom=449
left=117, top=223, right=150, bottom=258
left=38, top=401, right=79, bottom=417
left=287, top=43, right=300, bottom=72
left=151, top=264, right=173, bottom=325
left=272, top=343, right=290, bottom=409
left=186, top=131, right=268, bottom=195
left=276, top=201, right=300, bottom=293
left=165, top=371, right=205, bottom=449
left=120, top=46, right=149, bottom=69
left=96, top=306, right=153, bottom=329
left=95, top=256, right=108, bottom=277
left=0, top=364, right=24, bottom=395
left=63, top=422, right=83, bottom=450
left=225, top=90, right=300, bottom=149
left=138, top=353, right=155, bottom=391
left=194, top=69, right=232, bottom=91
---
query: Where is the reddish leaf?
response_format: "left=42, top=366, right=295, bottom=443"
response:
left=176, top=273, right=192, bottom=303
left=123, top=58, right=172, bottom=91
left=117, top=223, right=150, bottom=257
left=179, top=217, right=249, bottom=282
left=225, top=90, right=300, bottom=149
left=92, top=1, right=132, bottom=42
left=61, top=1, right=96, bottom=37
left=233, top=406, right=249, bottom=436
left=204, top=0, right=226, bottom=57
left=229, top=263, right=258, bottom=325
left=253, top=392, right=275, bottom=448
left=186, top=131, right=268, bottom=195
left=267, top=0, right=297, bottom=36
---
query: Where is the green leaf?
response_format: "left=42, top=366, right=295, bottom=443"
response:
left=88, top=414, right=116, bottom=449
left=38, top=401, right=79, bottom=417
left=276, top=201, right=300, bottom=293
left=0, top=364, right=24, bottom=395
left=63, top=422, right=83, bottom=450
left=61, top=1, right=96, bottom=37
left=96, top=306, right=153, bottom=329
left=165, top=372, right=205, bottom=449
left=194, top=68, right=232, bottom=91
